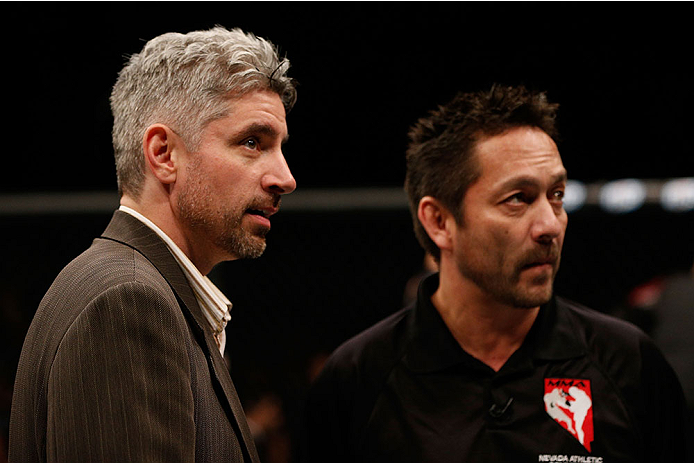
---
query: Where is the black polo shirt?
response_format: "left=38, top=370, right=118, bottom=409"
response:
left=304, top=274, right=686, bottom=463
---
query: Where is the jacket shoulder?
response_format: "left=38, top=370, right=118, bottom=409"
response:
left=9, top=236, right=189, bottom=463
left=47, top=237, right=174, bottom=308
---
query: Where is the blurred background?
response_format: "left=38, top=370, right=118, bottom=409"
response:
left=1, top=2, right=693, bottom=461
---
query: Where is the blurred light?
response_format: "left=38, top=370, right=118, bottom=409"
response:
left=599, top=179, right=646, bottom=214
left=563, top=180, right=587, bottom=213
left=660, top=177, right=694, bottom=212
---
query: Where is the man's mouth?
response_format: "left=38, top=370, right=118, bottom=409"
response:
left=244, top=195, right=282, bottom=228
left=524, top=259, right=555, bottom=268
left=246, top=208, right=272, bottom=218
left=521, top=250, right=560, bottom=270
left=246, top=195, right=281, bottom=217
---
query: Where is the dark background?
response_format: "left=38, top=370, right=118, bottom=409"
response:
left=2, top=2, right=693, bottom=461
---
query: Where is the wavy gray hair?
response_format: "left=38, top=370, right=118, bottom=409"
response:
left=110, top=27, right=297, bottom=198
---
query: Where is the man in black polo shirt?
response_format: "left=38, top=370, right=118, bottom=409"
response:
left=304, top=85, right=687, bottom=462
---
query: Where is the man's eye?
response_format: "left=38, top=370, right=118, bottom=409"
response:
left=552, top=190, right=565, bottom=201
left=243, top=138, right=259, bottom=149
left=507, top=193, right=526, bottom=204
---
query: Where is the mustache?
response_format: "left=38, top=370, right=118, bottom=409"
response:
left=246, top=193, right=281, bottom=211
left=519, top=245, right=561, bottom=268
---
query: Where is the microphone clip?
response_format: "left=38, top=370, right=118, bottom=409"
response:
left=488, top=397, right=514, bottom=419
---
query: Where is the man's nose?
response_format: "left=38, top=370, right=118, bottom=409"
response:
left=262, top=150, right=296, bottom=195
left=531, top=199, right=566, bottom=244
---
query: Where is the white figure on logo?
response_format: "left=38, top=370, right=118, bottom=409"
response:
left=543, top=388, right=574, bottom=435
left=565, top=386, right=592, bottom=445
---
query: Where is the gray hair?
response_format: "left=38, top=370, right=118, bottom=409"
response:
left=110, top=26, right=297, bottom=198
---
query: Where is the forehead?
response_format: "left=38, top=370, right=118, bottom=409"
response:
left=472, top=126, right=565, bottom=189
left=209, top=90, right=288, bottom=139
left=227, top=90, right=286, bottom=118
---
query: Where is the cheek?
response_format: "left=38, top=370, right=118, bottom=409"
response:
left=557, top=215, right=568, bottom=244
left=467, top=227, right=510, bottom=267
left=484, top=227, right=528, bottom=273
left=488, top=225, right=515, bottom=250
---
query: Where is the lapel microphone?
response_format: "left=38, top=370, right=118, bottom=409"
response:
left=489, top=397, right=514, bottom=418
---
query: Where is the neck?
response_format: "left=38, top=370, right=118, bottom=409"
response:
left=432, top=263, right=540, bottom=372
left=120, top=194, right=217, bottom=275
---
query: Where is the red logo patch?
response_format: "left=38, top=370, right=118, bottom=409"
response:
left=544, top=378, right=594, bottom=452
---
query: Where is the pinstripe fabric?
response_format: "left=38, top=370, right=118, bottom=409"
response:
left=118, top=205, right=232, bottom=354
left=9, top=211, right=260, bottom=462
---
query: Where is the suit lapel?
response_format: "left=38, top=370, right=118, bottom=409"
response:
left=101, top=211, right=260, bottom=463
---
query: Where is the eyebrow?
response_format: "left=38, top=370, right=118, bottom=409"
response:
left=498, top=170, right=568, bottom=191
left=236, top=122, right=290, bottom=145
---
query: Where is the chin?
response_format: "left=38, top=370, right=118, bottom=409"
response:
left=236, top=239, right=267, bottom=260
left=217, top=232, right=267, bottom=260
left=518, top=289, right=553, bottom=308
left=503, top=282, right=554, bottom=309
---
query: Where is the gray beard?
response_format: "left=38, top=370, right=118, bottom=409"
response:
left=213, top=217, right=267, bottom=260
left=177, top=180, right=268, bottom=261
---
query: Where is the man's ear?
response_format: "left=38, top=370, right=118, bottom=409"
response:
left=143, top=124, right=181, bottom=185
left=418, top=196, right=456, bottom=253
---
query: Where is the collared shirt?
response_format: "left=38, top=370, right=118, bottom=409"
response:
left=119, top=205, right=231, bottom=355
left=305, top=273, right=686, bottom=463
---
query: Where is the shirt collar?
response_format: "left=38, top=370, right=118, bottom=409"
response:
left=404, top=274, right=470, bottom=373
left=118, top=206, right=232, bottom=353
left=404, top=273, right=585, bottom=374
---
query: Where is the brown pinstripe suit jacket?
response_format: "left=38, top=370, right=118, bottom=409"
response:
left=9, top=211, right=260, bottom=462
